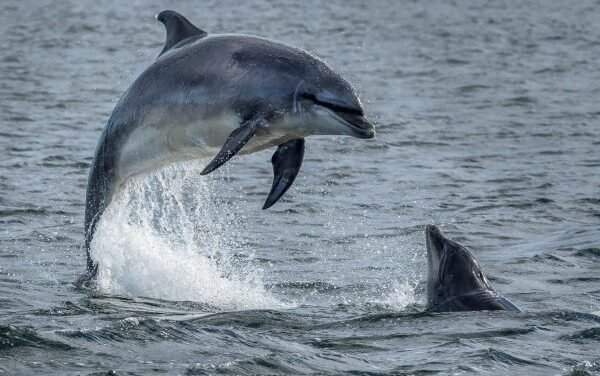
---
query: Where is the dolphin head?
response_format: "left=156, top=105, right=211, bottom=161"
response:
left=291, top=71, right=375, bottom=139
left=425, top=225, right=493, bottom=310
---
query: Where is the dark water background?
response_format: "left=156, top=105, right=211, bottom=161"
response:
left=1, top=0, right=599, bottom=374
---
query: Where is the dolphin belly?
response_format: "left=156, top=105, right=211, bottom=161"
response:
left=116, top=110, right=301, bottom=183
left=116, top=116, right=224, bottom=182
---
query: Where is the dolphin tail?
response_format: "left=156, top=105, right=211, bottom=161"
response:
left=263, top=139, right=304, bottom=209
left=200, top=116, right=267, bottom=175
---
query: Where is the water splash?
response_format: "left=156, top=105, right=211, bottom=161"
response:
left=89, top=162, right=286, bottom=311
left=366, top=279, right=420, bottom=311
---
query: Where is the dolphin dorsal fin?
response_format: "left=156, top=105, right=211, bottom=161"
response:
left=156, top=10, right=207, bottom=56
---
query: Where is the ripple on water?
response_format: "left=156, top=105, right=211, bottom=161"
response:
left=0, top=325, right=72, bottom=350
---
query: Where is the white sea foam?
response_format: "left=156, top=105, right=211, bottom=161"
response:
left=373, top=280, right=420, bottom=311
left=89, top=162, right=285, bottom=311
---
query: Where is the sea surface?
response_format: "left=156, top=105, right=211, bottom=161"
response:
left=1, top=0, right=599, bottom=374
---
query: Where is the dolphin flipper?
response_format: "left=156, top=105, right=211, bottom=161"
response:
left=200, top=117, right=268, bottom=175
left=263, top=139, right=305, bottom=209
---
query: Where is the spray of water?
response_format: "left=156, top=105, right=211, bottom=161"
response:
left=89, top=162, right=286, bottom=311
left=374, top=279, right=420, bottom=311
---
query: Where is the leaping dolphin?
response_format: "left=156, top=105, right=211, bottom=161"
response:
left=425, top=225, right=521, bottom=312
left=84, top=10, right=375, bottom=274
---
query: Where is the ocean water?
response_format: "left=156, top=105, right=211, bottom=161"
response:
left=1, top=0, right=599, bottom=374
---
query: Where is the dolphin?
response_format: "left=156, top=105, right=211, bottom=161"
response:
left=83, top=10, right=375, bottom=274
left=425, top=225, right=521, bottom=312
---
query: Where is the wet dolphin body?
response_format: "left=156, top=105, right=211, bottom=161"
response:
left=83, top=10, right=375, bottom=274
left=425, top=225, right=520, bottom=312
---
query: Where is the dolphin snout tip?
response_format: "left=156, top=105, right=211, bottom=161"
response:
left=363, top=126, right=376, bottom=139
left=348, top=116, right=375, bottom=139
left=425, top=224, right=446, bottom=254
left=426, top=224, right=441, bottom=236
left=357, top=128, right=375, bottom=139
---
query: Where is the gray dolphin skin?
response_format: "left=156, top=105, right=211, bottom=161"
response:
left=83, top=10, right=375, bottom=274
left=425, top=225, right=520, bottom=312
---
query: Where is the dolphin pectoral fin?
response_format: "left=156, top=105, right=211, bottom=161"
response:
left=200, top=117, right=267, bottom=175
left=263, top=138, right=305, bottom=210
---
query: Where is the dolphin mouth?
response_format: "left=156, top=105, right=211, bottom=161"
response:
left=298, top=88, right=376, bottom=139
left=335, top=112, right=375, bottom=139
